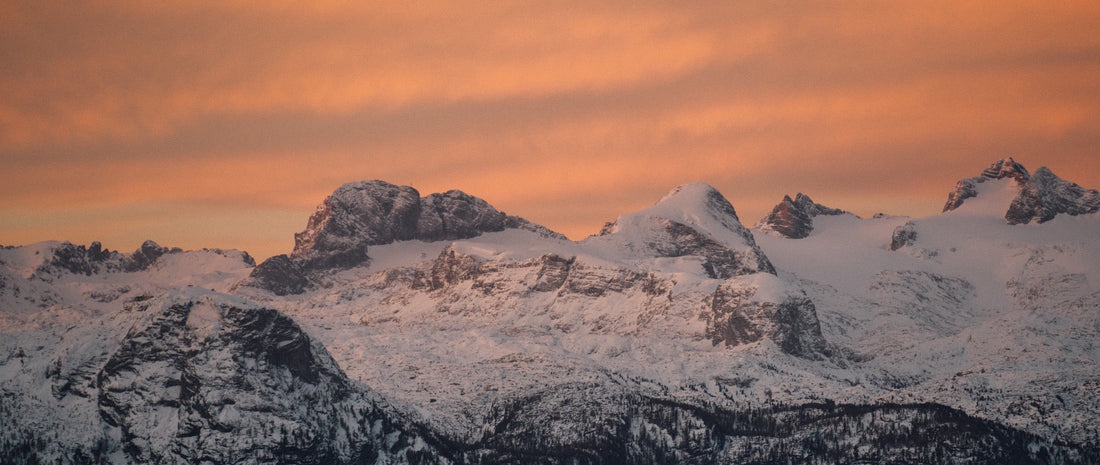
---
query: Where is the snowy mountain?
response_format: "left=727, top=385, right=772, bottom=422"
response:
left=943, top=157, right=1100, bottom=224
left=2, top=160, right=1099, bottom=464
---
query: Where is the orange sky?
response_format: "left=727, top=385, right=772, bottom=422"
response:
left=2, top=1, right=1100, bottom=260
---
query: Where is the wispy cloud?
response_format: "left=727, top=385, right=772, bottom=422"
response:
left=2, top=1, right=1099, bottom=258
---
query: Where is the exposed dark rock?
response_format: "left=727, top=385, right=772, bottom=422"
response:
left=890, top=221, right=918, bottom=251
left=596, top=184, right=776, bottom=277
left=95, top=293, right=444, bottom=464
left=425, top=246, right=480, bottom=291
left=943, top=158, right=1031, bottom=213
left=291, top=181, right=562, bottom=272
left=532, top=254, right=573, bottom=292
left=943, top=158, right=1099, bottom=224
left=245, top=180, right=564, bottom=295
left=757, top=193, right=849, bottom=239
left=417, top=190, right=511, bottom=241
left=981, top=157, right=1031, bottom=182
left=560, top=264, right=645, bottom=298
left=706, top=278, right=827, bottom=358
left=32, top=242, right=123, bottom=277
left=48, top=243, right=100, bottom=276
left=243, top=254, right=311, bottom=296
left=657, top=219, right=775, bottom=278
left=292, top=181, right=420, bottom=270
left=87, top=241, right=111, bottom=261
left=1006, top=166, right=1100, bottom=224
left=123, top=240, right=179, bottom=272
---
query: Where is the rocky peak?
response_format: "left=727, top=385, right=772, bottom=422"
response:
left=755, top=192, right=849, bottom=239
left=943, top=158, right=1030, bottom=213
left=31, top=240, right=188, bottom=278
left=248, top=180, right=561, bottom=295
left=593, top=183, right=775, bottom=276
left=291, top=181, right=420, bottom=269
left=981, top=157, right=1030, bottom=182
left=1006, top=166, right=1100, bottom=224
left=123, top=240, right=180, bottom=272
left=943, top=159, right=1099, bottom=224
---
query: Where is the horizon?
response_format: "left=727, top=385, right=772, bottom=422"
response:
left=3, top=2, right=1099, bottom=261
left=2, top=155, right=1090, bottom=262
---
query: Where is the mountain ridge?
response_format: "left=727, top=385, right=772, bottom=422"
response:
left=1, top=159, right=1099, bottom=464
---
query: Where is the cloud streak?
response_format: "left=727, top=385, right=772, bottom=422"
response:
left=2, top=1, right=1099, bottom=259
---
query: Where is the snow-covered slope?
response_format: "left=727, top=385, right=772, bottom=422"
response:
left=2, top=159, right=1099, bottom=464
left=753, top=159, right=1100, bottom=447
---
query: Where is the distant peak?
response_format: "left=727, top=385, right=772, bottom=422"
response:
left=594, top=183, right=775, bottom=276
left=657, top=182, right=723, bottom=204
left=942, top=158, right=1099, bottom=223
left=651, top=183, right=739, bottom=220
left=981, top=158, right=1030, bottom=182
left=755, top=193, right=849, bottom=239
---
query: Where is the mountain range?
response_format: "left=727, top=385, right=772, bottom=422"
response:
left=1, top=158, right=1098, bottom=464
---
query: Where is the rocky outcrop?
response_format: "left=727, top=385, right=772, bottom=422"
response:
left=243, top=254, right=310, bottom=296
left=247, top=180, right=561, bottom=295
left=290, top=181, right=560, bottom=271
left=291, top=182, right=420, bottom=270
left=943, top=158, right=1030, bottom=213
left=123, top=240, right=181, bottom=271
left=890, top=221, right=918, bottom=251
left=705, top=274, right=828, bottom=358
left=756, top=193, right=850, bottom=239
left=1005, top=166, right=1100, bottom=224
left=656, top=219, right=774, bottom=278
left=416, top=190, right=555, bottom=242
left=33, top=240, right=200, bottom=277
left=45, top=242, right=118, bottom=276
left=96, top=292, right=442, bottom=464
left=592, top=183, right=776, bottom=277
left=942, top=158, right=1098, bottom=224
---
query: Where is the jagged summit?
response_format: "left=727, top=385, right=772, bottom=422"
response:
left=981, top=157, right=1030, bottom=182
left=246, top=180, right=561, bottom=295
left=593, top=183, right=775, bottom=277
left=605, top=183, right=747, bottom=242
left=5, top=240, right=255, bottom=280
left=1006, top=166, right=1100, bottom=224
left=755, top=193, right=850, bottom=239
left=943, top=158, right=1029, bottom=214
left=290, top=180, right=560, bottom=269
left=943, top=158, right=1099, bottom=224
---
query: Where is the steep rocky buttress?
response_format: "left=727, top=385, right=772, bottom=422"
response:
left=943, top=157, right=1099, bottom=224
left=755, top=193, right=850, bottom=239
left=243, top=180, right=562, bottom=295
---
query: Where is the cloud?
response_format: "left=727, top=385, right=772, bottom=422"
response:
left=2, top=1, right=1099, bottom=257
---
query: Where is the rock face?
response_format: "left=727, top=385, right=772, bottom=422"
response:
left=96, top=292, right=441, bottom=464
left=943, top=158, right=1099, bottom=224
left=890, top=221, right=918, bottom=251
left=31, top=240, right=212, bottom=278
left=943, top=158, right=1031, bottom=213
left=592, top=183, right=775, bottom=277
left=247, top=180, right=563, bottom=294
left=5, top=170, right=1100, bottom=464
left=706, top=274, right=828, bottom=358
left=244, top=254, right=310, bottom=296
left=1005, top=166, right=1100, bottom=224
left=292, top=181, right=420, bottom=269
left=123, top=240, right=181, bottom=272
left=756, top=193, right=849, bottom=239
